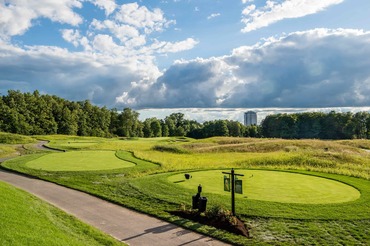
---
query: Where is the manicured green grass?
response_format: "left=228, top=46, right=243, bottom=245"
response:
left=0, top=181, right=123, bottom=246
left=168, top=169, right=360, bottom=204
left=25, top=151, right=135, bottom=171
left=3, top=136, right=370, bottom=245
left=132, top=169, right=370, bottom=220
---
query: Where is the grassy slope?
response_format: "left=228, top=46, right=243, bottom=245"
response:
left=0, top=145, right=17, bottom=158
left=0, top=132, right=36, bottom=144
left=2, top=135, right=370, bottom=245
left=0, top=181, right=123, bottom=246
left=0, top=132, right=37, bottom=158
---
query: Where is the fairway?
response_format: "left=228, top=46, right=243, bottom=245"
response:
left=25, top=151, right=135, bottom=171
left=168, top=170, right=361, bottom=204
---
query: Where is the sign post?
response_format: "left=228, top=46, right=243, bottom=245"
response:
left=222, top=168, right=244, bottom=216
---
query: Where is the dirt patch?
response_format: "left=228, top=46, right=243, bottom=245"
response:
left=170, top=210, right=249, bottom=237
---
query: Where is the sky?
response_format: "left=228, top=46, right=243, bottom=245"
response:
left=1, top=0, right=370, bottom=122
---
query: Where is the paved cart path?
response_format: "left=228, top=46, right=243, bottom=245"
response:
left=0, top=169, right=229, bottom=246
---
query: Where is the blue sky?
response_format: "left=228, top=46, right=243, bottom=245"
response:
left=1, top=0, right=370, bottom=121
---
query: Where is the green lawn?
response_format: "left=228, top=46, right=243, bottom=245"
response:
left=2, top=135, right=370, bottom=245
left=168, top=169, right=361, bottom=204
left=0, top=181, right=123, bottom=246
left=25, top=151, right=135, bottom=171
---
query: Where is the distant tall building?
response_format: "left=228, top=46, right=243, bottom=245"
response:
left=244, top=111, right=257, bottom=126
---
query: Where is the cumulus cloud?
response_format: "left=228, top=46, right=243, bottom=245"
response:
left=114, top=3, right=175, bottom=34
left=241, top=0, right=344, bottom=33
left=0, top=1, right=198, bottom=107
left=120, top=28, right=370, bottom=108
left=74, top=2, right=196, bottom=55
left=207, top=13, right=221, bottom=20
left=90, top=0, right=117, bottom=16
left=2, top=2, right=367, bottom=112
left=152, top=38, right=199, bottom=53
left=0, top=42, right=154, bottom=106
left=0, top=0, right=83, bottom=40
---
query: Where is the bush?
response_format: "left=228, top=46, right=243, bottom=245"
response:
left=206, top=204, right=235, bottom=224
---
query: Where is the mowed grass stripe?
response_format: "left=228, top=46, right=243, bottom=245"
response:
left=25, top=151, right=135, bottom=171
left=168, top=170, right=361, bottom=204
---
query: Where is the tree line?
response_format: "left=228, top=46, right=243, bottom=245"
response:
left=1, top=90, right=369, bottom=139
left=0, top=90, right=258, bottom=138
left=261, top=111, right=370, bottom=139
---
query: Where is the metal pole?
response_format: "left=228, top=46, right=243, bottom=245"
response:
left=231, top=168, right=235, bottom=216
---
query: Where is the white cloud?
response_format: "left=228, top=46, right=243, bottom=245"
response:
left=0, top=1, right=200, bottom=107
left=90, top=19, right=142, bottom=45
left=207, top=13, right=221, bottom=20
left=61, top=29, right=81, bottom=47
left=242, top=4, right=256, bottom=16
left=0, top=40, right=160, bottom=107
left=119, top=29, right=370, bottom=108
left=60, top=2, right=196, bottom=60
left=92, top=34, right=118, bottom=53
left=62, top=29, right=92, bottom=51
left=114, top=3, right=174, bottom=34
left=90, top=0, right=117, bottom=16
left=241, top=0, right=344, bottom=33
left=153, top=38, right=199, bottom=53
left=0, top=0, right=83, bottom=40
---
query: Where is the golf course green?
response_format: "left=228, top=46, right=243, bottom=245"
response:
left=2, top=134, right=370, bottom=245
left=168, top=170, right=361, bottom=204
left=25, top=151, right=135, bottom=171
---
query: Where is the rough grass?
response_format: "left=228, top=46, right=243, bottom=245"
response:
left=0, top=132, right=36, bottom=144
left=183, top=138, right=365, bottom=154
left=152, top=144, right=190, bottom=154
left=0, top=145, right=18, bottom=158
left=0, top=181, right=123, bottom=246
left=337, top=139, right=370, bottom=150
left=130, top=137, right=370, bottom=180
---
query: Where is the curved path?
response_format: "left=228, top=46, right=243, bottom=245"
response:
left=0, top=144, right=229, bottom=246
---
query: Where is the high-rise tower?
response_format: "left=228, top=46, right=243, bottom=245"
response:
left=244, top=111, right=257, bottom=126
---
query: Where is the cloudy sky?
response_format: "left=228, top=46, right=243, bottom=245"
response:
left=1, top=0, right=370, bottom=121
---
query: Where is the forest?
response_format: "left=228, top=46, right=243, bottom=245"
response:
left=0, top=90, right=256, bottom=138
left=1, top=90, right=369, bottom=139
